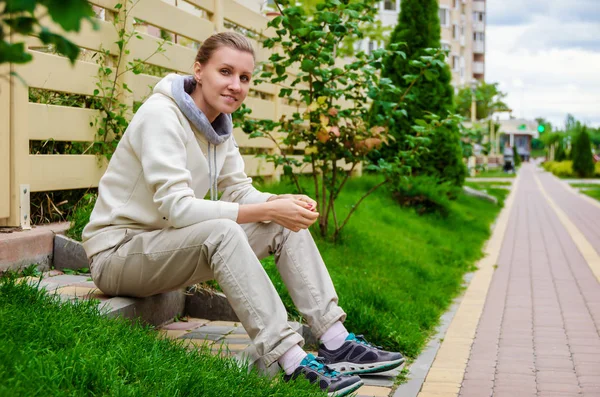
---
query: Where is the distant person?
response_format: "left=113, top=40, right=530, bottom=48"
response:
left=81, top=32, right=403, bottom=396
left=503, top=142, right=514, bottom=173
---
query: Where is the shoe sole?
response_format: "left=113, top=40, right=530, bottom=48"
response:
left=328, top=379, right=364, bottom=397
left=327, top=358, right=405, bottom=375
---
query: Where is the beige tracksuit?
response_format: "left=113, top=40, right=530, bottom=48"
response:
left=83, top=74, right=345, bottom=366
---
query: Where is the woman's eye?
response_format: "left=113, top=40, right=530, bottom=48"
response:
left=221, top=69, right=230, bottom=75
left=240, top=75, right=250, bottom=82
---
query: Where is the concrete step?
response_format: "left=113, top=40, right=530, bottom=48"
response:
left=0, top=222, right=69, bottom=273
left=22, top=272, right=185, bottom=327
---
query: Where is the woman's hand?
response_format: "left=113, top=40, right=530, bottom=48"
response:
left=266, top=197, right=319, bottom=232
left=268, top=194, right=317, bottom=212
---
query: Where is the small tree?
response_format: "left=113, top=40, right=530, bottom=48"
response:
left=512, top=145, right=522, bottom=167
left=554, top=141, right=567, bottom=162
left=1, top=0, right=96, bottom=68
left=455, top=81, right=509, bottom=120
left=372, top=0, right=466, bottom=187
left=239, top=0, right=447, bottom=240
left=572, top=126, right=595, bottom=177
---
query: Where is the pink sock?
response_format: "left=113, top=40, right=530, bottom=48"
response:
left=278, top=344, right=307, bottom=375
left=320, top=321, right=349, bottom=350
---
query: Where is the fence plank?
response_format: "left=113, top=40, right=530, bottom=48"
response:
left=29, top=155, right=107, bottom=192
left=244, top=97, right=276, bottom=121
left=130, top=73, right=161, bottom=102
left=20, top=52, right=100, bottom=96
left=28, top=104, right=100, bottom=142
left=181, top=0, right=215, bottom=13
left=33, top=16, right=118, bottom=54
left=132, top=0, right=214, bottom=42
left=223, top=0, right=272, bottom=37
left=233, top=128, right=275, bottom=149
left=242, top=155, right=275, bottom=177
left=129, top=32, right=196, bottom=74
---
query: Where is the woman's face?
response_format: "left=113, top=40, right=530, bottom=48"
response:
left=193, top=46, right=254, bottom=122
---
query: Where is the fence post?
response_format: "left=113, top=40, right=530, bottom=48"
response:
left=9, top=58, right=32, bottom=228
left=212, top=0, right=224, bottom=32
left=0, top=54, right=10, bottom=225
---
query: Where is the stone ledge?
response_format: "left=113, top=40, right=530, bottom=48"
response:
left=53, top=234, right=89, bottom=270
left=0, top=222, right=69, bottom=273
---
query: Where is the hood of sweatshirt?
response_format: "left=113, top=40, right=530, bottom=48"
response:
left=153, top=73, right=233, bottom=201
left=153, top=73, right=233, bottom=145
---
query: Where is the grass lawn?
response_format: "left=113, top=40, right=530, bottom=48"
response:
left=63, top=175, right=504, bottom=360
left=473, top=168, right=516, bottom=178
left=464, top=182, right=512, bottom=207
left=258, top=175, right=504, bottom=357
left=0, top=276, right=320, bottom=396
left=571, top=184, right=600, bottom=202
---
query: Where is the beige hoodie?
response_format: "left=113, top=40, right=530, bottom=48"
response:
left=82, top=74, right=272, bottom=258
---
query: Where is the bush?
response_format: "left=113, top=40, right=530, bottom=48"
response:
left=543, top=160, right=574, bottom=177
left=572, top=126, right=595, bottom=178
left=555, top=142, right=567, bottom=161
left=65, top=193, right=97, bottom=241
left=389, top=175, right=461, bottom=217
left=596, top=162, right=600, bottom=177
left=512, top=145, right=522, bottom=166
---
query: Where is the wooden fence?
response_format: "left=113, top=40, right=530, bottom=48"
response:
left=0, top=0, right=358, bottom=228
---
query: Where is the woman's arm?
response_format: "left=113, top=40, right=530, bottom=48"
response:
left=237, top=198, right=319, bottom=232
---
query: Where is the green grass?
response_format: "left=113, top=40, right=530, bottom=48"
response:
left=257, top=175, right=503, bottom=358
left=582, top=189, right=600, bottom=201
left=464, top=182, right=512, bottom=207
left=65, top=175, right=503, bottom=359
left=473, top=168, right=516, bottom=178
left=570, top=183, right=600, bottom=188
left=0, top=276, right=320, bottom=396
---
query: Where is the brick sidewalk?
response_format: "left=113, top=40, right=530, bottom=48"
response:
left=459, top=165, right=600, bottom=397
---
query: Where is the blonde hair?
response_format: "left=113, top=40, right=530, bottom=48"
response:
left=195, top=32, right=255, bottom=64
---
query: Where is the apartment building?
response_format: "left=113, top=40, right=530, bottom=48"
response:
left=357, top=0, right=486, bottom=87
left=243, top=0, right=486, bottom=87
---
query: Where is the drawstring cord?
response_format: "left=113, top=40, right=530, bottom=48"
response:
left=207, top=143, right=217, bottom=201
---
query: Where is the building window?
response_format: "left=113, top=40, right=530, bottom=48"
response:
left=438, top=7, right=450, bottom=27
left=383, top=0, right=396, bottom=11
left=441, top=43, right=451, bottom=52
left=454, top=0, right=459, bottom=9
left=479, top=12, right=485, bottom=21
left=452, top=24, right=459, bottom=39
left=452, top=55, right=460, bottom=71
left=474, top=32, right=485, bottom=41
left=368, top=40, right=375, bottom=54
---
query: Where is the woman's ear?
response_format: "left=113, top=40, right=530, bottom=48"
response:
left=193, top=61, right=203, bottom=85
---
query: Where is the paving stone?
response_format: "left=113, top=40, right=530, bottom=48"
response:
left=355, top=385, right=391, bottom=397
left=161, top=321, right=205, bottom=331
left=180, top=332, right=224, bottom=341
left=193, top=325, right=236, bottom=335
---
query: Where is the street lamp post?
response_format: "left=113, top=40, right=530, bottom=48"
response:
left=470, top=79, right=478, bottom=124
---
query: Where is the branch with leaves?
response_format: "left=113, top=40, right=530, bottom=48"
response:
left=234, top=0, right=452, bottom=241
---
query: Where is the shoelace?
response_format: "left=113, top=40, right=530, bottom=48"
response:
left=305, top=355, right=341, bottom=377
left=348, top=333, right=383, bottom=349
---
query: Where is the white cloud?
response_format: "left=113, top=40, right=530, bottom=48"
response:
left=486, top=0, right=600, bottom=128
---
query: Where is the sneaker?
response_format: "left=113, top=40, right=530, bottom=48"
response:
left=283, top=353, right=363, bottom=396
left=318, top=333, right=405, bottom=375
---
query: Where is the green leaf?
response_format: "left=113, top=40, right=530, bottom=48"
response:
left=3, top=0, right=36, bottom=13
left=5, top=17, right=37, bottom=35
left=0, top=41, right=32, bottom=64
left=424, top=70, right=436, bottom=81
left=38, top=28, right=80, bottom=63
left=44, top=0, right=95, bottom=32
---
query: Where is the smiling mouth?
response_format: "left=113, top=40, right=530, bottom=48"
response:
left=222, top=95, right=238, bottom=102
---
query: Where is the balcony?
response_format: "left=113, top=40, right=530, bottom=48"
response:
left=473, top=61, right=485, bottom=74
left=473, top=21, right=485, bottom=32
left=473, top=1, right=485, bottom=12
left=473, top=41, right=485, bottom=54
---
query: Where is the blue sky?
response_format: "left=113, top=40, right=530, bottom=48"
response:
left=486, top=0, right=600, bottom=128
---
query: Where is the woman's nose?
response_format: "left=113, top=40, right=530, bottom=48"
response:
left=228, top=78, right=241, bottom=92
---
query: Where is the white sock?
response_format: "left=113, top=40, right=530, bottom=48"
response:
left=278, top=344, right=307, bottom=375
left=320, top=321, right=349, bottom=350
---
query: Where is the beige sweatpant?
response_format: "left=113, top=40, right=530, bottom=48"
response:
left=90, top=219, right=346, bottom=366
